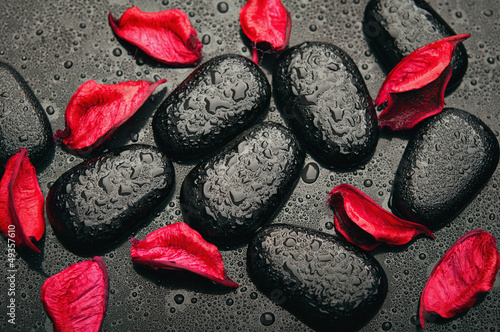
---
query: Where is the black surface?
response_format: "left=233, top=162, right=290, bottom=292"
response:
left=0, top=0, right=499, bottom=331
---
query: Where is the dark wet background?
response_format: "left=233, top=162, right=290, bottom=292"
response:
left=0, top=0, right=498, bottom=331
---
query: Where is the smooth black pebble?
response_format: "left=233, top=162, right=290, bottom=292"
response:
left=46, top=144, right=175, bottom=253
left=273, top=42, right=378, bottom=168
left=392, top=108, right=499, bottom=228
left=248, top=224, right=387, bottom=332
left=0, top=61, right=53, bottom=167
left=180, top=122, right=305, bottom=245
left=152, top=54, right=271, bottom=161
left=363, top=0, right=468, bottom=92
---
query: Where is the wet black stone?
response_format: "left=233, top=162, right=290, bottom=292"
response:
left=248, top=224, right=387, bottom=332
left=46, top=144, right=175, bottom=253
left=180, top=122, right=305, bottom=245
left=392, top=108, right=499, bottom=228
left=363, top=0, right=468, bottom=92
left=152, top=54, right=271, bottom=161
left=0, top=61, right=53, bottom=167
left=273, top=42, right=378, bottom=169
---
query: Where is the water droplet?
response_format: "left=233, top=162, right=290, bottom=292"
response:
left=174, top=294, right=184, bottom=304
left=471, top=79, right=477, bottom=86
left=46, top=106, right=55, bottom=115
left=226, top=298, right=234, bottom=306
left=54, top=74, right=60, bottom=80
left=489, top=213, right=495, bottom=220
left=483, top=10, right=493, bottom=17
left=382, top=321, right=393, bottom=330
left=325, top=221, right=334, bottom=230
left=309, top=24, right=317, bottom=32
left=250, top=292, right=258, bottom=299
left=455, top=11, right=462, bottom=18
left=201, top=34, right=211, bottom=45
left=260, top=312, right=275, bottom=326
left=162, top=0, right=169, bottom=5
left=217, top=2, right=229, bottom=13
left=419, top=253, right=427, bottom=260
left=64, top=61, right=73, bottom=69
left=36, top=29, right=43, bottom=36
left=18, top=134, right=28, bottom=142
left=113, top=48, right=122, bottom=57
left=79, top=23, right=86, bottom=29
left=130, top=133, right=139, bottom=142
left=116, top=70, right=123, bottom=77
left=363, top=179, right=373, bottom=187
left=487, top=57, right=495, bottom=64
left=301, top=162, right=320, bottom=183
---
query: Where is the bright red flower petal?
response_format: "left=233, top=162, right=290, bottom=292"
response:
left=109, top=7, right=202, bottom=66
left=375, top=33, right=470, bottom=131
left=130, top=222, right=239, bottom=288
left=419, top=229, right=500, bottom=329
left=240, top=0, right=291, bottom=64
left=328, top=183, right=434, bottom=251
left=41, top=256, right=109, bottom=332
left=0, top=149, right=44, bottom=253
left=54, top=79, right=166, bottom=154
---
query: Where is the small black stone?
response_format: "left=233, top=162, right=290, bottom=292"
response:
left=46, top=144, right=175, bottom=253
left=0, top=61, right=53, bottom=167
left=392, top=108, right=499, bottom=228
left=363, top=0, right=468, bottom=92
left=152, top=54, right=271, bottom=161
left=273, top=42, right=378, bottom=168
left=248, top=224, right=387, bottom=332
left=180, top=122, right=305, bottom=245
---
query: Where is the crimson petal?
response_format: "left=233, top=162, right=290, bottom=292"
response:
left=419, top=229, right=500, bottom=329
left=109, top=7, right=202, bottom=66
left=328, top=183, right=434, bottom=251
left=41, top=256, right=109, bottom=332
left=240, top=0, right=291, bottom=64
left=375, top=33, right=470, bottom=131
left=130, top=222, right=239, bottom=288
left=0, top=149, right=44, bottom=253
left=54, top=79, right=166, bottom=154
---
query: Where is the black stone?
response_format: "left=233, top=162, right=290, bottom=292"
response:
left=0, top=61, right=53, bottom=167
left=248, top=224, right=387, bottom=332
left=363, top=0, right=468, bottom=92
left=46, top=144, right=175, bottom=253
left=273, top=42, right=378, bottom=168
left=152, top=54, right=271, bottom=161
left=180, top=122, right=305, bottom=245
left=392, top=108, right=499, bottom=228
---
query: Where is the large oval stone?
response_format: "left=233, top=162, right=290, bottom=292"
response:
left=0, top=61, right=53, bottom=167
left=152, top=54, right=271, bottom=161
left=180, top=122, right=305, bottom=245
left=46, top=144, right=175, bottom=253
left=392, top=108, right=499, bottom=228
left=248, top=224, right=387, bottom=331
left=273, top=42, right=378, bottom=168
left=363, top=0, right=468, bottom=92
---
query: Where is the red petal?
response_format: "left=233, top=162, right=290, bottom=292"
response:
left=54, top=79, right=166, bottom=154
left=0, top=149, right=44, bottom=253
left=41, top=256, right=109, bottom=332
left=419, top=229, right=500, bottom=329
left=109, top=7, right=202, bottom=66
left=375, top=33, right=470, bottom=131
left=328, top=183, right=434, bottom=251
left=130, top=222, right=239, bottom=288
left=240, top=0, right=291, bottom=64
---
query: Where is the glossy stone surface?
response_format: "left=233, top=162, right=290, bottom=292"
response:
left=363, top=0, right=468, bottom=92
left=0, top=61, right=53, bottom=167
left=152, top=54, right=271, bottom=161
left=273, top=42, right=378, bottom=168
left=392, top=108, right=499, bottom=228
left=46, top=144, right=175, bottom=253
left=248, top=224, right=387, bottom=331
left=180, top=122, right=305, bottom=244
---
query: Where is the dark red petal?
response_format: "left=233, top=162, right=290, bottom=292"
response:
left=240, top=0, right=291, bottom=64
left=419, top=229, right=500, bottom=329
left=130, top=222, right=239, bottom=288
left=0, top=149, right=44, bottom=253
left=375, top=33, right=470, bottom=131
left=41, top=256, right=109, bottom=332
left=109, top=7, right=202, bottom=66
left=54, top=79, right=166, bottom=154
left=328, top=183, right=434, bottom=251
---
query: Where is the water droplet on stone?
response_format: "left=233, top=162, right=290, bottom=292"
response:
left=36, top=29, right=43, bottom=36
left=483, top=10, right=493, bottom=17
left=260, top=312, right=275, bottom=326
left=363, top=179, right=373, bottom=187
left=162, top=0, right=169, bottom=5
left=174, top=294, right=184, bottom=304
left=46, top=106, right=55, bottom=115
left=325, top=221, right=334, bottom=230
left=64, top=61, right=73, bottom=69
left=382, top=321, right=393, bottom=330
left=419, top=253, right=427, bottom=260
left=309, top=24, right=317, bottom=32
left=226, top=298, right=234, bottom=306
left=113, top=48, right=122, bottom=57
left=301, top=162, right=320, bottom=183
left=217, top=2, right=229, bottom=13
left=202, top=34, right=211, bottom=45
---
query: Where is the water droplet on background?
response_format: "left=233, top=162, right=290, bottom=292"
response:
left=260, top=312, right=275, bottom=326
left=217, top=2, right=229, bottom=13
left=301, top=162, right=320, bottom=183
